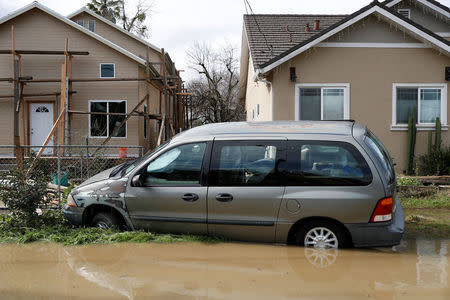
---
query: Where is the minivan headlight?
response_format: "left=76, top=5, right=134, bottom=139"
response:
left=66, top=194, right=77, bottom=207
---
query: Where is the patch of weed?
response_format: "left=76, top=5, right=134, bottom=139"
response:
left=401, top=193, right=450, bottom=209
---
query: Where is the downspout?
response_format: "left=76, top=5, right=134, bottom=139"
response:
left=254, top=70, right=274, bottom=121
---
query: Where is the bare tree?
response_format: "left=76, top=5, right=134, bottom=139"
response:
left=186, top=42, right=245, bottom=125
left=117, top=0, right=152, bottom=37
left=87, top=0, right=120, bottom=23
left=87, top=0, right=152, bottom=37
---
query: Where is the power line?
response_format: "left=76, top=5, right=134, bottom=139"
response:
left=243, top=0, right=273, bottom=56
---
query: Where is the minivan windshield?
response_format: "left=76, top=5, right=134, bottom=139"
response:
left=115, top=141, right=170, bottom=177
left=364, top=130, right=395, bottom=184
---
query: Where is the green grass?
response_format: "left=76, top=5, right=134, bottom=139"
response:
left=400, top=192, right=450, bottom=239
left=0, top=212, right=224, bottom=245
left=400, top=192, right=450, bottom=209
left=403, top=208, right=450, bottom=239
left=0, top=225, right=224, bottom=245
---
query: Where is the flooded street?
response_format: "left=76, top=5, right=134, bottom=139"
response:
left=0, top=240, right=449, bottom=300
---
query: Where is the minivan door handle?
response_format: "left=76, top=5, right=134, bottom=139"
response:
left=215, top=193, right=233, bottom=202
left=182, top=193, right=199, bottom=202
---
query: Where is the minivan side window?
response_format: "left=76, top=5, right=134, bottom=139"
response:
left=209, top=141, right=283, bottom=186
left=284, top=141, right=372, bottom=186
left=140, top=143, right=206, bottom=186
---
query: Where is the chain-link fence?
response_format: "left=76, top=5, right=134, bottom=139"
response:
left=0, top=145, right=145, bottom=207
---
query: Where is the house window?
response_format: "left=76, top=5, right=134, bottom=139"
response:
left=397, top=9, right=410, bottom=19
left=90, top=100, right=126, bottom=138
left=88, top=20, right=96, bottom=32
left=257, top=104, right=260, bottom=116
left=392, top=84, right=447, bottom=129
left=100, top=63, right=115, bottom=78
left=296, top=84, right=350, bottom=121
left=76, top=20, right=84, bottom=26
left=252, top=109, right=255, bottom=120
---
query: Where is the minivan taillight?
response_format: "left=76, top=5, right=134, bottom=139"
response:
left=370, top=197, right=393, bottom=223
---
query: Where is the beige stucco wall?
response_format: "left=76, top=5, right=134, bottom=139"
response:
left=0, top=8, right=142, bottom=148
left=245, top=57, right=271, bottom=121
left=326, top=15, right=418, bottom=43
left=270, top=47, right=450, bottom=173
left=70, top=12, right=161, bottom=62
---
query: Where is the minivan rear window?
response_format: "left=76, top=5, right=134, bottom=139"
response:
left=284, top=141, right=372, bottom=186
left=364, top=130, right=395, bottom=184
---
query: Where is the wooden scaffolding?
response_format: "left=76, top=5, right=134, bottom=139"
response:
left=0, top=26, right=193, bottom=171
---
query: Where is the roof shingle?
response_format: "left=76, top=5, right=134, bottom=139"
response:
left=244, top=14, right=347, bottom=68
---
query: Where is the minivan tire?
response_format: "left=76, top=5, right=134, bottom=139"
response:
left=92, top=212, right=121, bottom=229
left=295, top=220, right=350, bottom=249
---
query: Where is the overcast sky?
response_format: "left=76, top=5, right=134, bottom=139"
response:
left=1, top=0, right=449, bottom=79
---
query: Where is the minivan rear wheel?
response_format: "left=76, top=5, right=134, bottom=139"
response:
left=92, top=212, right=121, bottom=229
left=296, top=220, right=350, bottom=249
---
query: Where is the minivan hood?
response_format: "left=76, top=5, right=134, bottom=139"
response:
left=77, top=165, right=119, bottom=188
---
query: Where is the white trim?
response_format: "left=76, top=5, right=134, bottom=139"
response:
left=317, top=42, right=430, bottom=48
left=257, top=5, right=450, bottom=74
left=89, top=100, right=128, bottom=139
left=88, top=19, right=96, bottom=32
left=0, top=2, right=147, bottom=66
left=391, top=83, right=448, bottom=129
left=397, top=8, right=411, bottom=19
left=294, top=83, right=350, bottom=121
left=437, top=32, right=450, bottom=37
left=67, top=7, right=161, bottom=53
left=99, top=63, right=116, bottom=78
left=386, top=0, right=450, bottom=19
left=390, top=124, right=449, bottom=131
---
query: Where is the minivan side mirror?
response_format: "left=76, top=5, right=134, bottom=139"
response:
left=131, top=174, right=144, bottom=187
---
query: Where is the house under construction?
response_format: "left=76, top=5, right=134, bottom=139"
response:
left=0, top=2, right=191, bottom=167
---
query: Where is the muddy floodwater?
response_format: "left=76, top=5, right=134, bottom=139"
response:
left=0, top=240, right=449, bottom=300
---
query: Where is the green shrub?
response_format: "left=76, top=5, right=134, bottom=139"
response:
left=0, top=157, right=51, bottom=225
left=418, top=146, right=450, bottom=175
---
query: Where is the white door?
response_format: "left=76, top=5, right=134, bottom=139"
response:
left=30, top=103, right=54, bottom=155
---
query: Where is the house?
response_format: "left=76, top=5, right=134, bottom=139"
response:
left=0, top=2, right=183, bottom=157
left=239, top=0, right=450, bottom=172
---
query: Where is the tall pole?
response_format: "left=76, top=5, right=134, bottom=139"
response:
left=161, top=48, right=169, bottom=141
left=12, top=26, right=22, bottom=171
left=146, top=46, right=151, bottom=151
left=13, top=59, right=22, bottom=170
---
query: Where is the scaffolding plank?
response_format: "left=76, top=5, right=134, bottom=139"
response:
left=0, top=50, right=89, bottom=55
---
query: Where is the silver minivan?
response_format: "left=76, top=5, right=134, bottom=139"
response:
left=63, top=121, right=404, bottom=248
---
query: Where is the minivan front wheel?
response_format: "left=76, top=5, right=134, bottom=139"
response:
left=92, top=212, right=121, bottom=229
left=296, top=221, right=349, bottom=249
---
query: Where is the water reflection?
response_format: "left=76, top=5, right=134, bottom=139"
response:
left=415, top=239, right=448, bottom=288
left=304, top=248, right=338, bottom=268
left=0, top=239, right=448, bottom=299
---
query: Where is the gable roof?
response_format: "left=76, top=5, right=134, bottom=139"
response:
left=244, top=14, right=347, bottom=68
left=384, top=0, right=450, bottom=17
left=250, top=1, right=450, bottom=75
left=67, top=7, right=161, bottom=54
left=0, top=1, right=146, bottom=66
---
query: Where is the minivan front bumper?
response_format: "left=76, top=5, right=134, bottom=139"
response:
left=62, top=206, right=84, bottom=226
left=345, top=196, right=405, bottom=247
